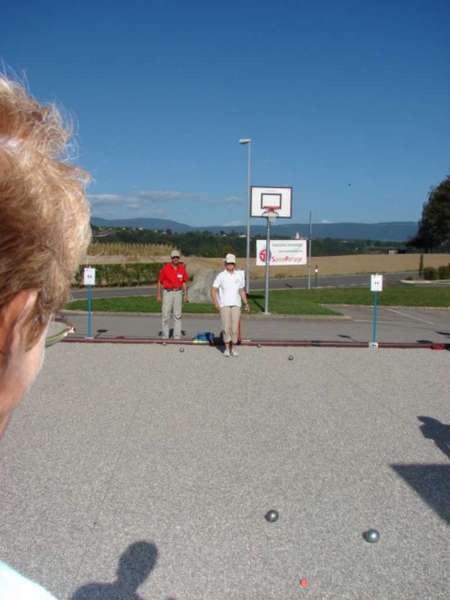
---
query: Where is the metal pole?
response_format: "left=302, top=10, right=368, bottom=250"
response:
left=264, top=216, right=271, bottom=314
left=307, top=210, right=312, bottom=289
left=87, top=285, right=93, bottom=338
left=245, top=142, right=252, bottom=294
left=371, top=292, right=378, bottom=344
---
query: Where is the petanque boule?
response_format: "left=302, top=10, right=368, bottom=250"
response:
left=179, top=347, right=185, bottom=353
left=288, top=355, right=294, bottom=361
left=363, top=529, right=380, bottom=543
left=265, top=510, right=279, bottom=523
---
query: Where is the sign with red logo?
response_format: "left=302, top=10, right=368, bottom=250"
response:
left=256, top=240, right=307, bottom=266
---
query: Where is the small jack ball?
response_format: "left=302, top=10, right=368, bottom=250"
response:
left=288, top=355, right=294, bottom=361
left=179, top=347, right=185, bottom=353
left=363, top=529, right=380, bottom=543
left=265, top=510, right=279, bottom=523
left=299, top=578, right=308, bottom=589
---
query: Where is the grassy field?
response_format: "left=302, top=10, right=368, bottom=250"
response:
left=66, top=286, right=450, bottom=315
left=65, top=294, right=336, bottom=315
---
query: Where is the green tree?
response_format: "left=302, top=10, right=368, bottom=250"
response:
left=408, top=175, right=450, bottom=251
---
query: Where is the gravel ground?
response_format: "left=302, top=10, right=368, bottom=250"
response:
left=0, top=344, right=449, bottom=599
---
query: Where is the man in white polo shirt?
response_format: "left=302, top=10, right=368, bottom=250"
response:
left=211, top=254, right=250, bottom=357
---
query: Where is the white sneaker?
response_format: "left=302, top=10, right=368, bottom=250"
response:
left=223, top=348, right=231, bottom=357
left=231, top=349, right=239, bottom=357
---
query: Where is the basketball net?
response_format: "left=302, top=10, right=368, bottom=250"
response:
left=262, top=207, right=279, bottom=223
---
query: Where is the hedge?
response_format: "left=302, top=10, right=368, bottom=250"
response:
left=423, top=264, right=450, bottom=281
left=73, top=263, right=164, bottom=287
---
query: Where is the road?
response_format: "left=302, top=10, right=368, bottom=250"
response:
left=70, top=270, right=419, bottom=300
left=62, top=305, right=450, bottom=345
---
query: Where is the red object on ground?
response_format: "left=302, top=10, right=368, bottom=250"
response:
left=299, top=578, right=308, bottom=588
left=431, top=343, right=445, bottom=350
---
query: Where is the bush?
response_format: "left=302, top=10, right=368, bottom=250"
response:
left=422, top=267, right=437, bottom=280
left=73, top=263, right=164, bottom=287
left=437, top=264, right=450, bottom=279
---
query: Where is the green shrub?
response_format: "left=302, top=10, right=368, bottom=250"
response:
left=73, top=263, right=164, bottom=287
left=437, top=265, right=450, bottom=279
left=422, top=267, right=437, bottom=280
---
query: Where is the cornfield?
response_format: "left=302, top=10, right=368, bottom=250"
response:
left=88, top=242, right=171, bottom=257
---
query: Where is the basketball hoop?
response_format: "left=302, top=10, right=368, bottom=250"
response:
left=262, top=207, right=279, bottom=223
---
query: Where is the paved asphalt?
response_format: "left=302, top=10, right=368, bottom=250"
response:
left=69, top=271, right=422, bottom=300
left=0, top=345, right=449, bottom=599
left=63, top=305, right=450, bottom=345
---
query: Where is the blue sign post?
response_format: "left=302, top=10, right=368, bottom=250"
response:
left=87, top=285, right=93, bottom=338
left=83, top=267, right=96, bottom=339
left=369, top=274, right=383, bottom=349
left=371, top=291, right=379, bottom=346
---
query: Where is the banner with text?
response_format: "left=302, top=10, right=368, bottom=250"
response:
left=256, top=240, right=308, bottom=266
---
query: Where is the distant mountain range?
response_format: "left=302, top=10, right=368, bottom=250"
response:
left=91, top=217, right=418, bottom=242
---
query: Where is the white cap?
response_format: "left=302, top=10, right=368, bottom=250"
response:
left=225, top=253, right=236, bottom=264
left=170, top=249, right=181, bottom=258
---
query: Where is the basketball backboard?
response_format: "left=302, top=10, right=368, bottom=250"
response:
left=250, top=186, right=292, bottom=218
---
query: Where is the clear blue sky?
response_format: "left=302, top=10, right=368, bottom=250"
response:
left=2, top=0, right=449, bottom=226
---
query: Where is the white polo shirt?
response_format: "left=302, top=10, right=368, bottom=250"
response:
left=0, top=561, right=57, bottom=599
left=212, top=269, right=245, bottom=307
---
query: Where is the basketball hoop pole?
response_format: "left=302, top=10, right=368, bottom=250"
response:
left=264, top=212, right=274, bottom=314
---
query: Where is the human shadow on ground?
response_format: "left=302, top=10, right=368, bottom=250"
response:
left=158, top=329, right=186, bottom=338
left=391, top=464, right=450, bottom=525
left=390, top=416, right=450, bottom=526
left=95, top=329, right=109, bottom=338
left=418, top=416, right=450, bottom=460
left=71, top=541, right=158, bottom=600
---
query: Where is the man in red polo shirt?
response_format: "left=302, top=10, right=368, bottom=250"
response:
left=156, top=249, right=189, bottom=339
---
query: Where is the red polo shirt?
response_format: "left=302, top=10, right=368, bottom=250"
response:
left=159, top=262, right=189, bottom=289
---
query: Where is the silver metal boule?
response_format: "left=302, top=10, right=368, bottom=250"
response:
left=288, top=355, right=294, bottom=361
left=265, top=510, right=279, bottom=523
left=364, top=529, right=380, bottom=543
left=179, top=347, right=185, bottom=352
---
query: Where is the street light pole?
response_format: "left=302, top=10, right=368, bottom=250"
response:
left=239, top=138, right=252, bottom=294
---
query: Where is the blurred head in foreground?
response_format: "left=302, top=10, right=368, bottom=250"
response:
left=0, top=76, right=91, bottom=438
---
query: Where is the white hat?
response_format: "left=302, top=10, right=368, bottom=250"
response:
left=225, top=253, right=236, bottom=264
left=170, top=249, right=181, bottom=258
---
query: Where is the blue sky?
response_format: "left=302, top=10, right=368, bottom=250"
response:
left=2, top=0, right=449, bottom=226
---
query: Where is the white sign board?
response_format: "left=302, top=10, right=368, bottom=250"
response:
left=83, top=267, right=96, bottom=286
left=256, top=240, right=307, bottom=266
left=370, top=274, right=383, bottom=292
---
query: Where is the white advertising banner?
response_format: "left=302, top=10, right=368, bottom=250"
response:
left=256, top=240, right=308, bottom=266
